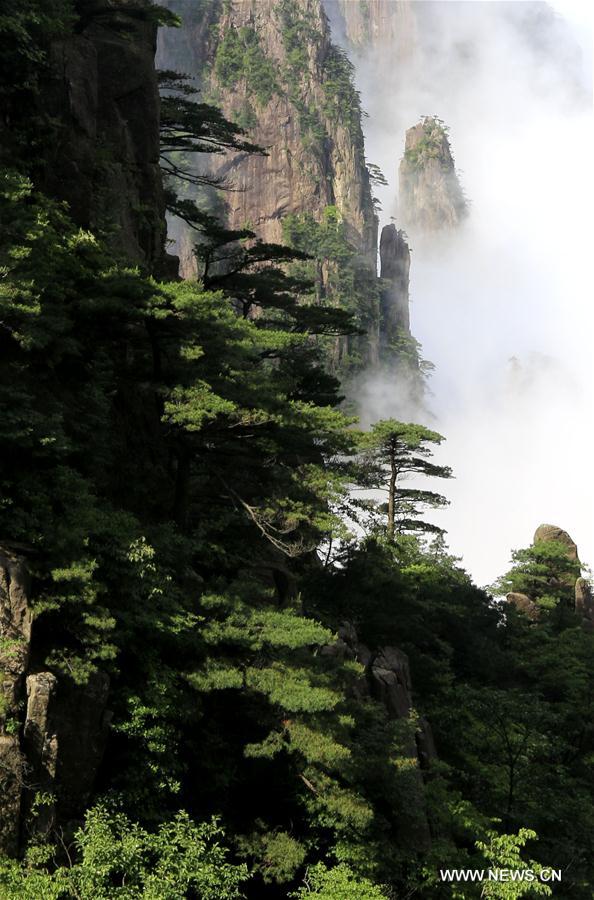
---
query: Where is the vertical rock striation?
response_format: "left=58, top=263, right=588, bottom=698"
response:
left=158, top=0, right=377, bottom=271
left=379, top=223, right=411, bottom=345
left=399, top=117, right=467, bottom=235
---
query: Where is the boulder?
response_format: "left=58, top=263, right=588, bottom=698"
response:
left=370, top=646, right=413, bottom=718
left=533, top=524, right=578, bottom=560
left=507, top=591, right=539, bottom=621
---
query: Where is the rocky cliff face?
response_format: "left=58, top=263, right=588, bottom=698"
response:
left=0, top=2, right=170, bottom=855
left=0, top=549, right=110, bottom=854
left=158, top=0, right=377, bottom=276
left=0, top=548, right=32, bottom=856
left=379, top=223, right=411, bottom=345
left=41, top=0, right=170, bottom=272
left=399, top=117, right=468, bottom=235
left=323, top=0, right=417, bottom=63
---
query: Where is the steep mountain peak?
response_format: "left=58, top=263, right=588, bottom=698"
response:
left=398, top=116, right=468, bottom=235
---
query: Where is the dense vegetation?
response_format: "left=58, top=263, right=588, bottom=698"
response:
left=1, top=3, right=593, bottom=898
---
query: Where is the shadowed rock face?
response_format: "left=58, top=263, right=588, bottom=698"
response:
left=398, top=118, right=467, bottom=235
left=41, top=1, right=169, bottom=271
left=322, top=623, right=434, bottom=848
left=379, top=223, right=411, bottom=342
left=0, top=548, right=32, bottom=855
left=0, top=550, right=110, bottom=855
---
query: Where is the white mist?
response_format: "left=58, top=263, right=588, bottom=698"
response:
left=345, top=0, right=593, bottom=585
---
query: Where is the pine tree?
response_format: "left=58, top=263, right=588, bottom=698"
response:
left=360, top=420, right=452, bottom=538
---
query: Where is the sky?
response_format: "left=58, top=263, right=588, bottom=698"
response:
left=346, top=0, right=594, bottom=586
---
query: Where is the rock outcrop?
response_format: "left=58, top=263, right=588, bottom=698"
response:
left=533, top=523, right=579, bottom=560
left=506, top=592, right=540, bottom=621
left=575, top=578, right=594, bottom=622
left=41, top=0, right=170, bottom=272
left=398, top=117, right=467, bottom=235
left=22, top=673, right=59, bottom=841
left=324, top=623, right=434, bottom=846
left=370, top=645, right=415, bottom=718
left=379, top=223, right=411, bottom=344
left=0, top=547, right=32, bottom=855
left=507, top=524, right=593, bottom=628
left=0, top=549, right=110, bottom=855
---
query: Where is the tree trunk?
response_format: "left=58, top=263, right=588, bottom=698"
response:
left=387, top=447, right=396, bottom=539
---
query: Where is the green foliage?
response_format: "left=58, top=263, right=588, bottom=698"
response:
left=277, top=0, right=317, bottom=74
left=159, top=69, right=263, bottom=197
left=359, top=420, right=452, bottom=537
left=239, top=828, right=306, bottom=884
left=214, top=25, right=279, bottom=106
left=388, top=327, right=434, bottom=379
left=493, top=540, right=581, bottom=611
left=322, top=46, right=364, bottom=142
left=275, top=0, right=367, bottom=156
left=282, top=206, right=378, bottom=375
left=0, top=807, right=248, bottom=899
left=474, top=830, right=552, bottom=898
left=291, top=862, right=388, bottom=899
left=3, top=8, right=594, bottom=899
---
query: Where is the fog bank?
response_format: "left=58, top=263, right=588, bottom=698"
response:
left=344, top=1, right=593, bottom=584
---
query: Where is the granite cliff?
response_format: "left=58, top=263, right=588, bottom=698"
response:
left=399, top=117, right=468, bottom=235
left=158, top=0, right=377, bottom=275
left=41, top=0, right=170, bottom=272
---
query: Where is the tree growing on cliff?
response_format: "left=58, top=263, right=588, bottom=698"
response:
left=158, top=70, right=262, bottom=188
left=360, top=420, right=452, bottom=539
